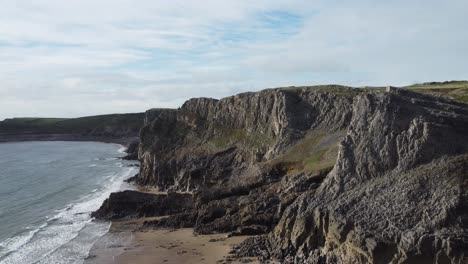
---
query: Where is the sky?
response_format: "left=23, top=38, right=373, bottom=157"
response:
left=0, top=0, right=467, bottom=119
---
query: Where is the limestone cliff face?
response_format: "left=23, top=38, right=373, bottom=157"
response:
left=242, top=90, right=468, bottom=263
left=137, top=87, right=355, bottom=190
left=136, top=86, right=468, bottom=263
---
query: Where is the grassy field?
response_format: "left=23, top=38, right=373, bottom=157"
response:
left=405, top=80, right=468, bottom=90
left=404, top=81, right=468, bottom=104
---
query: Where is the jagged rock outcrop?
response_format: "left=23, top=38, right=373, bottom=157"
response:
left=91, top=190, right=193, bottom=220
left=238, top=90, right=468, bottom=263
left=137, top=86, right=356, bottom=234
left=131, top=85, right=468, bottom=263
left=137, top=87, right=356, bottom=190
left=122, top=139, right=140, bottom=160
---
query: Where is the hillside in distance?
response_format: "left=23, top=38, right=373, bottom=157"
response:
left=0, top=113, right=144, bottom=144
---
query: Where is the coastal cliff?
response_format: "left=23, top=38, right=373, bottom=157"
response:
left=240, top=89, right=468, bottom=263
left=95, top=84, right=468, bottom=263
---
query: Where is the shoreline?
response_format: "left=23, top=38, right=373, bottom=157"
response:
left=83, top=142, right=141, bottom=263
left=0, top=140, right=254, bottom=263
left=87, top=176, right=258, bottom=263
left=85, top=218, right=259, bottom=264
left=0, top=141, right=140, bottom=263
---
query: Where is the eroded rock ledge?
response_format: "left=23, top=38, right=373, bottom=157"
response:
left=92, top=190, right=193, bottom=220
left=94, top=86, right=468, bottom=263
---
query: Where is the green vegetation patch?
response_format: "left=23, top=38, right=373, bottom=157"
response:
left=303, top=146, right=339, bottom=172
left=450, top=87, right=468, bottom=104
left=404, top=81, right=468, bottom=104
left=273, top=130, right=344, bottom=174
left=405, top=80, right=468, bottom=90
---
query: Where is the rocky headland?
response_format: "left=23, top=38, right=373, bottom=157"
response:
left=91, top=84, right=468, bottom=263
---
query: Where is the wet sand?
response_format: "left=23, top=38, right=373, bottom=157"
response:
left=86, top=219, right=258, bottom=264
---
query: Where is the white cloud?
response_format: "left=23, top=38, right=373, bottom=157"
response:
left=0, top=0, right=467, bottom=119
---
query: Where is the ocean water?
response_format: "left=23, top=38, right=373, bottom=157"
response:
left=0, top=141, right=138, bottom=264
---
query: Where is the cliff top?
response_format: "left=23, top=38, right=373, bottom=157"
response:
left=187, top=81, right=468, bottom=106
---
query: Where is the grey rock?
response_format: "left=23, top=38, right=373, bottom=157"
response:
left=133, top=86, right=468, bottom=263
left=91, top=190, right=193, bottom=220
left=251, top=90, right=468, bottom=263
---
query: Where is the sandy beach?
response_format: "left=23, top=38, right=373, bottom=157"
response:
left=85, top=218, right=259, bottom=264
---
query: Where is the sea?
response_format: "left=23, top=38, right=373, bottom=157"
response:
left=0, top=141, right=138, bottom=264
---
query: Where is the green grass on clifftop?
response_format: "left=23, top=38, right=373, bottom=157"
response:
left=280, top=82, right=468, bottom=104
left=283, top=85, right=372, bottom=97
left=404, top=81, right=468, bottom=104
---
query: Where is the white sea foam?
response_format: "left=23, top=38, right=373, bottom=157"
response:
left=0, top=164, right=138, bottom=264
left=116, top=145, right=127, bottom=154
left=0, top=225, right=45, bottom=257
